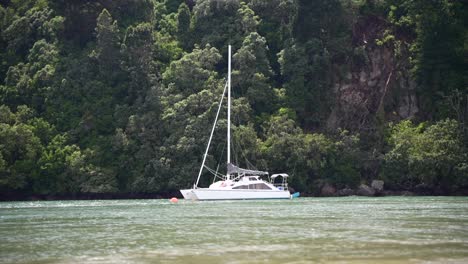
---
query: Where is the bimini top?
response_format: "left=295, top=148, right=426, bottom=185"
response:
left=227, top=163, right=268, bottom=176
left=271, top=173, right=289, bottom=178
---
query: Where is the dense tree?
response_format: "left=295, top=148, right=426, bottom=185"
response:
left=121, top=22, right=156, bottom=105
left=192, top=0, right=262, bottom=53
left=0, top=105, right=95, bottom=195
left=162, top=44, right=221, bottom=95
left=0, top=114, right=42, bottom=191
left=278, top=37, right=332, bottom=129
left=233, top=32, right=275, bottom=115
left=382, top=119, right=468, bottom=193
left=91, top=9, right=121, bottom=81
left=384, top=0, right=467, bottom=127
left=155, top=46, right=225, bottom=190
left=192, top=0, right=241, bottom=49
left=2, top=39, right=59, bottom=111
left=176, top=3, right=191, bottom=50
left=249, top=0, right=298, bottom=74
left=0, top=0, right=466, bottom=198
left=278, top=40, right=307, bottom=121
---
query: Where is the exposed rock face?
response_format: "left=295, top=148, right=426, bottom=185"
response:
left=337, top=188, right=355, bottom=196
left=327, top=16, right=418, bottom=131
left=321, top=183, right=336, bottom=196
left=357, top=184, right=375, bottom=196
left=371, top=180, right=384, bottom=192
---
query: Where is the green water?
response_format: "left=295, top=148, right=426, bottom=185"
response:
left=1, top=197, right=468, bottom=263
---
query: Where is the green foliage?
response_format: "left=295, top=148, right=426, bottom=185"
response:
left=192, top=0, right=241, bottom=48
left=383, top=119, right=468, bottom=191
left=0, top=120, right=42, bottom=190
left=192, top=0, right=262, bottom=52
left=162, top=45, right=221, bottom=95
left=278, top=37, right=333, bottom=128
left=278, top=39, right=307, bottom=119
left=233, top=32, right=274, bottom=115
left=153, top=31, right=184, bottom=70
left=157, top=72, right=226, bottom=190
left=92, top=9, right=121, bottom=79
left=36, top=134, right=80, bottom=194
left=121, top=22, right=156, bottom=104
left=176, top=3, right=191, bottom=50
left=384, top=0, right=467, bottom=120
left=2, top=38, right=58, bottom=112
left=0, top=105, right=117, bottom=195
left=250, top=0, right=298, bottom=44
left=0, top=0, right=466, bottom=198
left=258, top=110, right=361, bottom=193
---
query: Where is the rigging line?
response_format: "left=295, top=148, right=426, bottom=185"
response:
left=229, top=76, right=256, bottom=170
left=232, top=136, right=239, bottom=166
left=213, top=142, right=226, bottom=183
left=194, top=80, right=228, bottom=188
left=231, top=100, right=253, bottom=170
left=233, top=112, right=259, bottom=171
left=204, top=165, right=225, bottom=179
left=235, top=136, right=257, bottom=170
left=245, top=152, right=257, bottom=170
left=212, top=163, right=219, bottom=184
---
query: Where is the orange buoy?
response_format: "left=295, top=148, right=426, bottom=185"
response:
left=170, top=197, right=178, bottom=203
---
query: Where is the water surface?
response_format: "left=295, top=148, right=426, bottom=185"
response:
left=1, top=197, right=468, bottom=263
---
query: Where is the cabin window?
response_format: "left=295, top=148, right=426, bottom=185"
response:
left=251, top=183, right=271, bottom=189
left=233, top=183, right=272, bottom=190
left=233, top=185, right=248, bottom=189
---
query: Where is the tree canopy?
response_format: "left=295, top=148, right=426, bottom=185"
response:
left=0, top=0, right=466, bottom=198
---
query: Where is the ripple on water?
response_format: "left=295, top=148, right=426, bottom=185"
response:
left=0, top=197, right=468, bottom=263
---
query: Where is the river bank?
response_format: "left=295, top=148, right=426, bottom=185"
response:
left=1, top=184, right=467, bottom=201
left=309, top=180, right=468, bottom=197
left=0, top=191, right=181, bottom=201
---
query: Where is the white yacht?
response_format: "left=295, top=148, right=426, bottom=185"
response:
left=180, top=46, right=291, bottom=201
left=180, top=164, right=291, bottom=200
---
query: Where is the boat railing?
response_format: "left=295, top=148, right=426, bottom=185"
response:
left=273, top=183, right=288, bottom=191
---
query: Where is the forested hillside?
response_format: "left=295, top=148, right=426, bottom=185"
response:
left=0, top=0, right=467, bottom=199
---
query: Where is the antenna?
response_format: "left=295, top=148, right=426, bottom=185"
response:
left=227, top=45, right=231, bottom=180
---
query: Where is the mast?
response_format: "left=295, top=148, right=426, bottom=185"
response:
left=227, top=45, right=231, bottom=180
left=194, top=82, right=227, bottom=188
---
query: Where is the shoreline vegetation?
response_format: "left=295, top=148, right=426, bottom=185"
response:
left=2, top=193, right=468, bottom=202
left=1, top=1, right=467, bottom=200
left=2, top=181, right=468, bottom=202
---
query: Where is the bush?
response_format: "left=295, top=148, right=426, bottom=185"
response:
left=382, top=119, right=468, bottom=192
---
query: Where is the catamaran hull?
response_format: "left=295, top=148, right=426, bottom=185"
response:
left=180, top=188, right=291, bottom=201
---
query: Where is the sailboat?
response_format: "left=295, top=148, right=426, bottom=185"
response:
left=180, top=46, right=291, bottom=200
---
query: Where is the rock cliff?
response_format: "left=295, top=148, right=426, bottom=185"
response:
left=327, top=16, right=418, bottom=133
